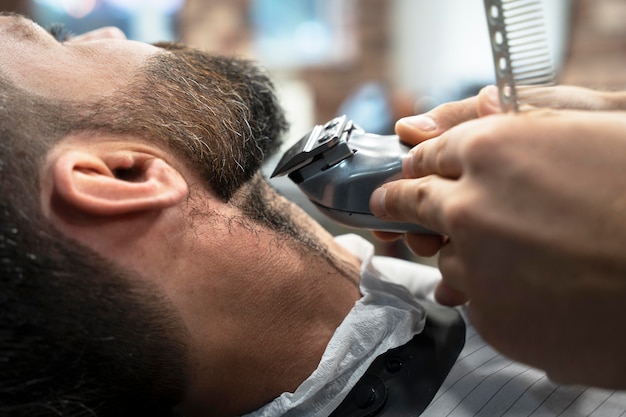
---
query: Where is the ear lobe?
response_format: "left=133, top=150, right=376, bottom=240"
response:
left=51, top=150, right=188, bottom=216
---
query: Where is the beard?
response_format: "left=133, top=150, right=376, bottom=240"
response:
left=2, top=42, right=351, bottom=277
left=76, top=43, right=289, bottom=202
left=71, top=45, right=352, bottom=271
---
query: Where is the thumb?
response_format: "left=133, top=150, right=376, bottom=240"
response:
left=395, top=94, right=482, bottom=146
left=476, top=85, right=503, bottom=117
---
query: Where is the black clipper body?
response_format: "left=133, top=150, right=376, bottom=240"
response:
left=271, top=115, right=434, bottom=233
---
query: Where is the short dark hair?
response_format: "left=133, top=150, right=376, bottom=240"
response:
left=0, top=201, right=188, bottom=417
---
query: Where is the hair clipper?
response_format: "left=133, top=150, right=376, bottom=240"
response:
left=270, top=115, right=434, bottom=233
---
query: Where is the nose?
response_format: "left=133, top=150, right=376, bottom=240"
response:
left=67, top=27, right=127, bottom=43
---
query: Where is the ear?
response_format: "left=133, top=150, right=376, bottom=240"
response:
left=49, top=148, right=188, bottom=217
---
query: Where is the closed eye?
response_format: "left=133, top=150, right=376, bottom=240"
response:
left=46, top=23, right=73, bottom=42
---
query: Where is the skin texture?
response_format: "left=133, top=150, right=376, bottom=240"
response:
left=370, top=84, right=626, bottom=388
left=1, top=14, right=362, bottom=416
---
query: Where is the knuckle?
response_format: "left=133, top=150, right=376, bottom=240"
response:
left=442, top=196, right=471, bottom=232
left=387, top=178, right=434, bottom=226
left=441, top=188, right=487, bottom=237
left=459, top=122, right=507, bottom=172
left=409, top=178, right=432, bottom=217
left=463, top=129, right=498, bottom=159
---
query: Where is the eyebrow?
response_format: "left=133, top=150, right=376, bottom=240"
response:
left=46, top=23, right=73, bottom=42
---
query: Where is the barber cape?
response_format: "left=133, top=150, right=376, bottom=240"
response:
left=245, top=234, right=442, bottom=417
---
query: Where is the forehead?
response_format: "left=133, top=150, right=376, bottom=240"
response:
left=0, top=14, right=162, bottom=101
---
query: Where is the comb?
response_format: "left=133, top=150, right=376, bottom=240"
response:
left=483, top=0, right=556, bottom=112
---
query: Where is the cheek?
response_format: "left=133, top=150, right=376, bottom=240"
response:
left=3, top=41, right=157, bottom=101
left=5, top=53, right=115, bottom=100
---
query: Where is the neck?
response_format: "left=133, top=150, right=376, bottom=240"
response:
left=187, top=221, right=362, bottom=417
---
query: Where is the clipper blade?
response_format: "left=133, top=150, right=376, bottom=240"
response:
left=483, top=0, right=556, bottom=112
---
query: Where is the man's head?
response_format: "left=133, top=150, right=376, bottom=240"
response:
left=0, top=13, right=361, bottom=417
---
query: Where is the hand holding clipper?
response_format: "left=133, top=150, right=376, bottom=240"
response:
left=271, top=115, right=434, bottom=234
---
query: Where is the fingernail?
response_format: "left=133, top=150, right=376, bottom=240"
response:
left=399, top=115, right=437, bottom=132
left=369, top=187, right=387, bottom=218
left=402, top=152, right=417, bottom=178
left=484, top=85, right=501, bottom=109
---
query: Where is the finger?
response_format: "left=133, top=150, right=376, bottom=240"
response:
left=395, top=94, right=481, bottom=145
left=436, top=240, right=470, bottom=300
left=476, top=85, right=503, bottom=117
left=434, top=281, right=469, bottom=306
left=403, top=133, right=463, bottom=179
left=516, top=85, right=626, bottom=112
left=404, top=233, right=445, bottom=257
left=371, top=230, right=402, bottom=242
left=370, top=176, right=456, bottom=235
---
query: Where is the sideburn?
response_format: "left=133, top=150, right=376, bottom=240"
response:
left=232, top=173, right=359, bottom=285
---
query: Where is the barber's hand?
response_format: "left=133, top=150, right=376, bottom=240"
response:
left=386, top=83, right=622, bottom=149
left=393, top=85, right=626, bottom=155
left=371, top=108, right=626, bottom=387
left=372, top=85, right=626, bottom=302
left=370, top=85, right=503, bottom=255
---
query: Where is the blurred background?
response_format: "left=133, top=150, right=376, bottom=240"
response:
left=2, top=0, right=625, bottom=263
